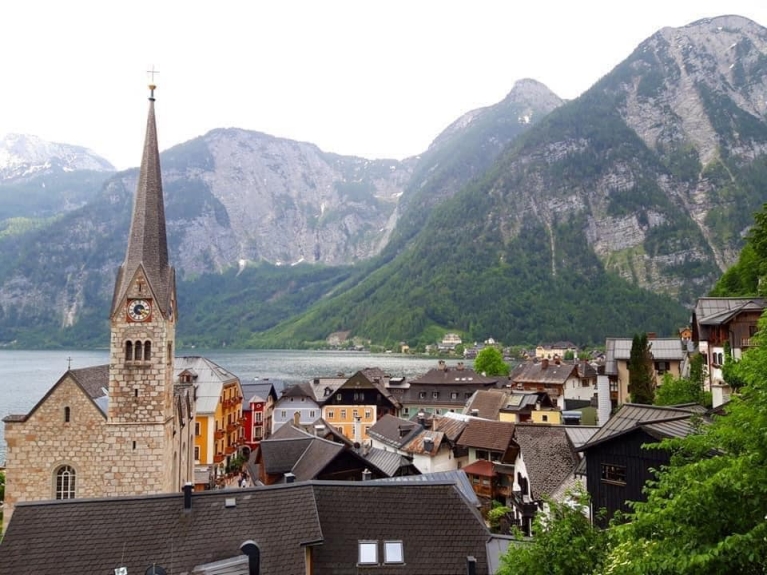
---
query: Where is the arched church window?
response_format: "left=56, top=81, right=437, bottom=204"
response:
left=144, top=340, right=152, bottom=361
left=125, top=341, right=133, bottom=361
left=64, top=406, right=71, bottom=423
left=135, top=341, right=143, bottom=361
left=55, top=465, right=76, bottom=499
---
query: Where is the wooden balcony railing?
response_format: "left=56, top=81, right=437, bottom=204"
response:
left=213, top=453, right=225, bottom=464
left=215, top=429, right=225, bottom=440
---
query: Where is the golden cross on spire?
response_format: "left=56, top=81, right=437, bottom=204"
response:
left=146, top=65, right=160, bottom=100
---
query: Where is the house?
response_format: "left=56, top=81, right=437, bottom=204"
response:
left=438, top=332, right=463, bottom=352
left=464, top=389, right=561, bottom=424
left=578, top=403, right=708, bottom=526
left=240, top=380, right=279, bottom=449
left=457, top=419, right=516, bottom=465
left=603, top=336, right=687, bottom=406
left=367, top=414, right=467, bottom=474
left=271, top=380, right=328, bottom=433
left=565, top=359, right=598, bottom=402
left=691, top=297, right=766, bottom=399
left=320, top=368, right=401, bottom=441
left=1, top=86, right=195, bottom=530
left=501, top=390, right=560, bottom=424
left=394, top=361, right=501, bottom=417
left=252, top=422, right=394, bottom=485
left=535, top=341, right=579, bottom=360
left=510, top=358, right=580, bottom=408
left=510, top=424, right=581, bottom=534
left=0, top=480, right=493, bottom=574
left=176, top=356, right=244, bottom=489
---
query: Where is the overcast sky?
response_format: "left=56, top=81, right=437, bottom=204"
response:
left=2, top=1, right=766, bottom=170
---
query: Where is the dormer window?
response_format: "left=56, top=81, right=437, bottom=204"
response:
left=358, top=541, right=378, bottom=565
left=384, top=541, right=404, bottom=564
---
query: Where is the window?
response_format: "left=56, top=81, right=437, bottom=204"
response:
left=353, top=409, right=359, bottom=418
left=194, top=446, right=200, bottom=461
left=280, top=410, right=287, bottom=418
left=255, top=412, right=263, bottom=423
left=328, top=410, right=335, bottom=420
left=194, top=422, right=200, bottom=436
left=336, top=393, right=343, bottom=401
left=134, top=341, right=143, bottom=361
left=476, top=449, right=489, bottom=460
left=254, top=427, right=263, bottom=439
left=432, top=392, right=439, bottom=399
left=655, top=361, right=671, bottom=374
left=358, top=541, right=378, bottom=565
left=384, top=541, right=404, bottom=564
left=601, top=463, right=627, bottom=485
left=125, top=340, right=133, bottom=361
left=451, top=392, right=458, bottom=400
left=340, top=409, right=347, bottom=419
left=541, top=415, right=548, bottom=422
left=64, top=406, right=71, bottom=423
left=403, top=407, right=410, bottom=415
left=465, top=392, right=473, bottom=399
left=310, top=410, right=316, bottom=418
left=364, top=409, right=372, bottom=419
left=55, top=465, right=76, bottom=499
left=144, top=340, right=151, bottom=360
left=418, top=392, right=426, bottom=399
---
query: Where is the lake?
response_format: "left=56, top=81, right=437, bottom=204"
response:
left=0, top=349, right=453, bottom=464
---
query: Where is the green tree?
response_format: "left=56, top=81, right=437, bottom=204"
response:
left=474, top=346, right=510, bottom=376
left=654, top=354, right=710, bottom=407
left=604, top=313, right=767, bottom=574
left=628, top=333, right=655, bottom=404
left=498, top=485, right=608, bottom=575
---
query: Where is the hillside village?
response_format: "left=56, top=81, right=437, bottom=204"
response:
left=6, top=13, right=767, bottom=574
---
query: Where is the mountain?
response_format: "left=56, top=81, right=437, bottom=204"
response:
left=255, top=15, right=767, bottom=347
left=0, top=79, right=558, bottom=348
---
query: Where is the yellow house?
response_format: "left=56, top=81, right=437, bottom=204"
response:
left=176, top=356, right=244, bottom=488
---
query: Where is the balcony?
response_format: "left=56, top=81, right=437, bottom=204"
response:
left=225, top=445, right=236, bottom=455
left=214, top=429, right=225, bottom=440
left=742, top=337, right=754, bottom=348
left=226, top=422, right=238, bottom=433
left=213, top=453, right=225, bottom=464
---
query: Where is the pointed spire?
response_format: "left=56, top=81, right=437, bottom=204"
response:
left=111, top=83, right=174, bottom=318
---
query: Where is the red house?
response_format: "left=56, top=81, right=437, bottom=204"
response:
left=240, top=381, right=279, bottom=454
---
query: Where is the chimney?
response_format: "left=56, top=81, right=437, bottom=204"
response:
left=554, top=356, right=560, bottom=365
left=470, top=409, right=479, bottom=417
left=423, top=436, right=434, bottom=452
left=541, top=358, right=549, bottom=369
left=313, top=378, right=320, bottom=385
left=466, top=556, right=477, bottom=575
left=398, top=425, right=408, bottom=438
left=182, top=481, right=193, bottom=510
left=362, top=468, right=372, bottom=481
left=240, top=540, right=262, bottom=575
left=285, top=472, right=296, bottom=483
left=417, top=411, right=426, bottom=426
left=438, top=360, right=446, bottom=371
left=457, top=362, right=464, bottom=371
left=292, top=411, right=300, bottom=427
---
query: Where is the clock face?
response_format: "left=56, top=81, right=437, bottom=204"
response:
left=127, top=299, right=151, bottom=322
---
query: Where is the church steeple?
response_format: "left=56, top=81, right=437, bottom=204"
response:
left=111, top=82, right=174, bottom=319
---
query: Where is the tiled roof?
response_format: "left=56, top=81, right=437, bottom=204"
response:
left=175, top=356, right=240, bottom=414
left=410, top=366, right=500, bottom=386
left=464, top=389, right=509, bottom=419
left=604, top=338, right=685, bottom=373
left=368, top=414, right=421, bottom=448
left=260, top=437, right=314, bottom=474
left=514, top=425, right=579, bottom=499
left=461, top=459, right=495, bottom=476
left=0, top=482, right=491, bottom=574
left=562, top=425, right=600, bottom=449
left=369, top=470, right=480, bottom=508
left=457, top=419, right=515, bottom=451
left=432, top=415, right=468, bottom=442
left=694, top=297, right=767, bottom=326
left=363, top=447, right=411, bottom=477
left=404, top=430, right=446, bottom=456
left=311, top=482, right=490, bottom=574
left=511, top=360, right=578, bottom=385
left=580, top=403, right=703, bottom=451
left=69, top=364, right=109, bottom=398
left=290, top=439, right=345, bottom=481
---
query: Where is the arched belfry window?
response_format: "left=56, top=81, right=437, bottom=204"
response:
left=55, top=465, right=76, bottom=499
left=135, top=341, right=143, bottom=361
left=144, top=340, right=152, bottom=361
left=125, top=340, right=133, bottom=361
left=64, top=406, right=71, bottom=423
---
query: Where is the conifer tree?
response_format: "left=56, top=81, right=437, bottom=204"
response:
left=628, top=332, right=655, bottom=404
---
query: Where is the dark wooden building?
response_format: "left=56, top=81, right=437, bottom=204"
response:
left=578, top=404, right=708, bottom=526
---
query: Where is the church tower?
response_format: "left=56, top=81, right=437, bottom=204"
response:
left=107, top=81, right=180, bottom=494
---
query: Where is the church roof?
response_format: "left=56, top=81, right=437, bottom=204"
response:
left=111, top=88, right=174, bottom=318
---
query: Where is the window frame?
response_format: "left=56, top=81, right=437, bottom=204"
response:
left=384, top=540, right=404, bottom=564
left=358, top=541, right=378, bottom=565
left=601, top=463, right=627, bottom=485
left=54, top=465, right=76, bottom=500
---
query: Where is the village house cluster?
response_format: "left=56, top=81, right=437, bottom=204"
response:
left=1, top=84, right=764, bottom=574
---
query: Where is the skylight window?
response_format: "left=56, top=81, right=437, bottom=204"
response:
left=358, top=541, right=378, bottom=565
left=384, top=540, right=404, bottom=564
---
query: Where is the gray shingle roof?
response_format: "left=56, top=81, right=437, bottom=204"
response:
left=368, top=414, right=421, bottom=448
left=69, top=364, right=109, bottom=398
left=694, top=297, right=767, bottom=326
left=464, top=389, right=509, bottom=419
left=410, top=366, right=499, bottom=386
left=363, top=447, right=411, bottom=477
left=511, top=360, right=578, bottom=385
left=111, top=97, right=174, bottom=318
left=260, top=437, right=313, bottom=474
left=513, top=424, right=579, bottom=499
left=0, top=482, right=491, bottom=574
left=579, top=403, right=703, bottom=450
